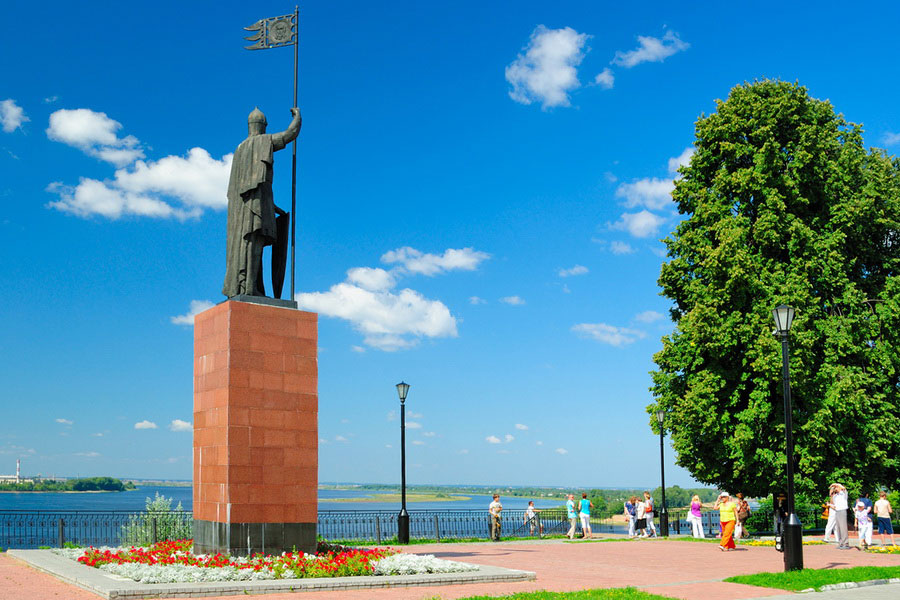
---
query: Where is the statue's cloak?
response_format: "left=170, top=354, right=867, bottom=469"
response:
left=222, top=134, right=276, bottom=298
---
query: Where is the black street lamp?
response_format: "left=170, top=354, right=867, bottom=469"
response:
left=396, top=381, right=410, bottom=544
left=773, top=305, right=803, bottom=571
left=656, top=409, right=669, bottom=537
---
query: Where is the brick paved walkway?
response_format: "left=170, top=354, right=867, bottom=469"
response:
left=2, top=539, right=899, bottom=600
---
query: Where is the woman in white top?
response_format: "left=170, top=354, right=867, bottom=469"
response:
left=827, top=483, right=850, bottom=549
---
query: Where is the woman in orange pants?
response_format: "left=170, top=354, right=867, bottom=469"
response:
left=714, top=492, right=737, bottom=551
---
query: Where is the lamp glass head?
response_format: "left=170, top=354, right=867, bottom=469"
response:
left=396, top=382, right=410, bottom=402
left=656, top=409, right=665, bottom=424
left=772, top=305, right=795, bottom=334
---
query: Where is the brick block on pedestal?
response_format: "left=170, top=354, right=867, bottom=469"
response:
left=193, top=300, right=317, bottom=556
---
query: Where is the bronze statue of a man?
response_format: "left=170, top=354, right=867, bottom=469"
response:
left=223, top=106, right=301, bottom=298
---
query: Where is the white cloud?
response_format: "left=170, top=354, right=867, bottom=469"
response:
left=613, top=31, right=689, bottom=68
left=298, top=283, right=456, bottom=351
left=387, top=411, right=397, bottom=421
left=572, top=322, right=646, bottom=346
left=47, top=147, right=231, bottom=220
left=881, top=132, right=900, bottom=146
left=408, top=412, right=423, bottom=419
left=170, top=300, right=215, bottom=326
left=615, top=178, right=675, bottom=211
left=505, top=25, right=589, bottom=109
left=47, top=108, right=144, bottom=166
left=458, top=449, right=469, bottom=454
left=555, top=447, right=569, bottom=455
left=610, top=241, right=635, bottom=255
left=91, top=433, right=103, bottom=437
left=334, top=435, right=348, bottom=442
left=351, top=345, right=366, bottom=353
left=635, top=310, right=664, bottom=323
left=298, top=247, right=487, bottom=351
left=384, top=443, right=392, bottom=448
left=134, top=420, right=158, bottom=430
left=536, top=441, right=544, bottom=446
left=55, top=418, right=73, bottom=425
left=594, top=68, right=614, bottom=89
left=668, top=147, right=694, bottom=175
left=406, top=421, right=422, bottom=429
left=497, top=449, right=511, bottom=454
left=423, top=431, right=436, bottom=437
left=346, top=267, right=396, bottom=291
left=558, top=265, right=588, bottom=277
left=44, top=96, right=59, bottom=104
left=412, top=440, right=425, bottom=446
left=604, top=172, right=618, bottom=183
left=562, top=284, right=571, bottom=294
left=1, top=99, right=29, bottom=133
left=611, top=210, right=666, bottom=238
left=319, top=438, right=328, bottom=444
left=515, top=423, right=529, bottom=430
left=169, top=419, right=192, bottom=432
left=469, top=296, right=487, bottom=305
left=504, top=434, right=515, bottom=443
left=486, top=435, right=501, bottom=444
left=381, top=247, right=490, bottom=276
left=75, top=451, right=101, bottom=458
left=500, top=296, right=525, bottom=306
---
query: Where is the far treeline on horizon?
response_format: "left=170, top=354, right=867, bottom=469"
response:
left=1, top=3, right=899, bottom=500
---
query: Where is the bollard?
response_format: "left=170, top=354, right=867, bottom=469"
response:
left=152, top=518, right=158, bottom=544
left=434, top=515, right=440, bottom=542
left=57, top=518, right=65, bottom=548
left=375, top=517, right=381, bottom=544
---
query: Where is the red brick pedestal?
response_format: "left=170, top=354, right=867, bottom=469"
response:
left=192, top=299, right=317, bottom=556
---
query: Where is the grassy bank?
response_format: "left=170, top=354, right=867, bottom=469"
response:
left=725, top=565, right=900, bottom=591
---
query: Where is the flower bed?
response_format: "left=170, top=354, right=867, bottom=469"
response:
left=52, top=539, right=479, bottom=584
left=742, top=540, right=827, bottom=547
left=866, top=545, right=900, bottom=554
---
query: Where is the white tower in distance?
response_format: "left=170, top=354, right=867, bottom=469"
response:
left=16, top=458, right=20, bottom=484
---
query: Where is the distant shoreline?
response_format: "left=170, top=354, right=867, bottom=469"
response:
left=0, top=489, right=133, bottom=494
left=322, top=493, right=471, bottom=503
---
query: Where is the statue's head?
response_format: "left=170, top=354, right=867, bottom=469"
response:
left=248, top=107, right=267, bottom=136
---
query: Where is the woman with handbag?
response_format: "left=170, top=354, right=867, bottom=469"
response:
left=688, top=494, right=705, bottom=538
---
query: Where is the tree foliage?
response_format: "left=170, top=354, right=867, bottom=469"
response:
left=650, top=80, right=900, bottom=499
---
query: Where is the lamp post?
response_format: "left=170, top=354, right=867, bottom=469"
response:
left=396, top=381, right=410, bottom=544
left=773, top=305, right=803, bottom=571
left=656, top=409, right=669, bottom=537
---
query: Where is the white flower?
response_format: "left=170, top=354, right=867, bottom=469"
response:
left=372, top=553, right=479, bottom=575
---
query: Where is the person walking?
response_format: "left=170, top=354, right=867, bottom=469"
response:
left=565, top=494, right=578, bottom=539
left=624, top=496, right=637, bottom=538
left=874, top=491, right=896, bottom=546
left=579, top=493, right=594, bottom=539
left=644, top=491, right=657, bottom=538
left=855, top=500, right=873, bottom=549
left=822, top=493, right=837, bottom=542
left=828, top=483, right=851, bottom=549
left=524, top=500, right=543, bottom=537
left=489, top=494, right=502, bottom=541
left=688, top=494, right=705, bottom=538
left=635, top=495, right=647, bottom=538
left=714, top=491, right=737, bottom=551
left=735, top=493, right=750, bottom=540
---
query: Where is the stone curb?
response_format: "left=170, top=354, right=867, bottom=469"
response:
left=809, top=578, right=900, bottom=593
left=8, top=549, right=535, bottom=599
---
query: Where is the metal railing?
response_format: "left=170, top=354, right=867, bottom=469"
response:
left=3, top=508, right=859, bottom=549
left=0, top=511, right=192, bottom=549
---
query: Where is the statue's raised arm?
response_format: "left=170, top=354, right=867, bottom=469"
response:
left=272, top=107, right=301, bottom=151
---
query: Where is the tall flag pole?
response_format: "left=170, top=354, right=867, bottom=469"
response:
left=244, top=7, right=300, bottom=301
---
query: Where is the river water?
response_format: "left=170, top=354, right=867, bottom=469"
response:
left=0, top=486, right=563, bottom=512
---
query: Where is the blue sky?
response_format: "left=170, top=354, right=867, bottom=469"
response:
left=2, top=1, right=899, bottom=487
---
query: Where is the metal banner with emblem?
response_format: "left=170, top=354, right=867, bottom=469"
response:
left=244, top=13, right=297, bottom=50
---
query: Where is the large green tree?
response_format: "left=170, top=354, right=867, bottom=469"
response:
left=650, top=80, right=900, bottom=499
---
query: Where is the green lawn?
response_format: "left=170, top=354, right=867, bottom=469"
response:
left=447, top=589, right=671, bottom=600
left=725, top=566, right=900, bottom=591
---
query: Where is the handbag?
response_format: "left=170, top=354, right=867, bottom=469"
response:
left=636, top=518, right=647, bottom=529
